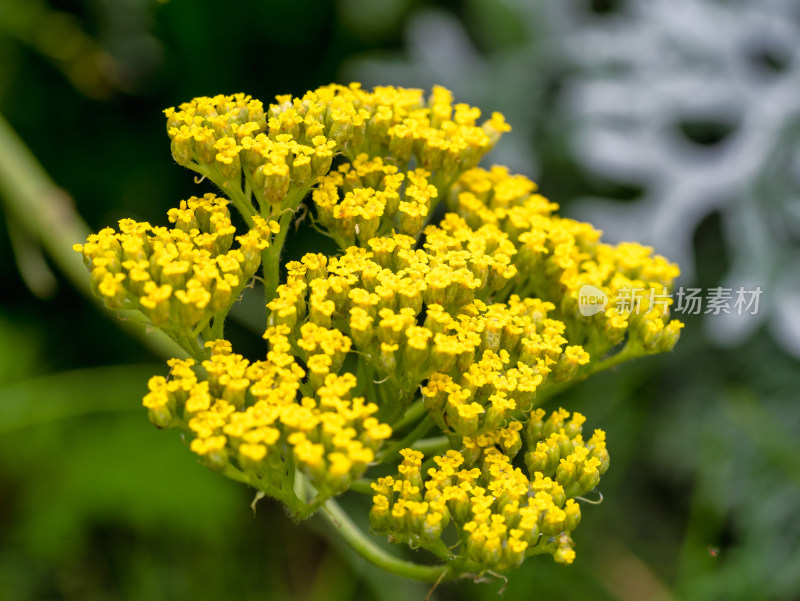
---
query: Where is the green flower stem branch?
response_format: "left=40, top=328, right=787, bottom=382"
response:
left=534, top=340, right=649, bottom=406
left=0, top=114, right=186, bottom=361
left=320, top=498, right=450, bottom=583
left=411, top=435, right=450, bottom=456
left=262, top=209, right=294, bottom=304
left=222, top=463, right=311, bottom=520
left=391, top=399, right=427, bottom=431
left=377, top=414, right=435, bottom=463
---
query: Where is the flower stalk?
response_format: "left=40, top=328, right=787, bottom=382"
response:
left=321, top=498, right=450, bottom=583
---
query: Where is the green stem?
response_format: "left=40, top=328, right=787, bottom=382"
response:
left=291, top=472, right=327, bottom=520
left=262, top=209, right=294, bottom=305
left=391, top=399, right=427, bottom=431
left=526, top=535, right=559, bottom=557
left=357, top=359, right=379, bottom=408
left=375, top=377, right=409, bottom=424
left=535, top=341, right=643, bottom=405
left=0, top=114, right=186, bottom=361
left=177, top=334, right=206, bottom=362
left=378, top=415, right=435, bottom=463
left=209, top=315, right=225, bottom=341
left=348, top=479, right=375, bottom=495
left=191, top=314, right=214, bottom=339
left=202, top=273, right=260, bottom=343
left=226, top=183, right=258, bottom=226
left=184, top=163, right=256, bottom=226
left=195, top=163, right=256, bottom=227
left=223, top=463, right=312, bottom=521
left=221, top=463, right=255, bottom=487
left=320, top=499, right=449, bottom=583
left=589, top=341, right=641, bottom=373
left=243, top=180, right=252, bottom=206
left=411, top=436, right=450, bottom=456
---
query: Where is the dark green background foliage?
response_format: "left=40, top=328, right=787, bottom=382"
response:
left=1, top=1, right=798, bottom=599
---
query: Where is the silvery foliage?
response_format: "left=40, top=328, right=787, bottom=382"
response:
left=342, top=0, right=800, bottom=357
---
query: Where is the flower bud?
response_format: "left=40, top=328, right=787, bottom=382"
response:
left=542, top=506, right=566, bottom=536
left=403, top=327, right=431, bottom=373
left=656, top=319, right=683, bottom=352
left=481, top=316, right=503, bottom=354
left=578, top=458, right=601, bottom=492
left=329, top=113, right=354, bottom=147
left=139, top=282, right=173, bottom=326
left=430, top=334, right=460, bottom=373
left=422, top=511, right=445, bottom=543
left=388, top=124, right=413, bottom=165
left=193, top=127, right=216, bottom=165
left=502, top=534, right=528, bottom=570
left=170, top=134, right=194, bottom=166
left=349, top=307, right=374, bottom=349
left=370, top=495, right=391, bottom=532
left=564, top=499, right=581, bottom=532
left=446, top=487, right=471, bottom=524
left=256, top=162, right=291, bottom=205
left=237, top=443, right=268, bottom=476
left=290, top=153, right=313, bottom=187
left=553, top=543, right=576, bottom=565
left=143, top=387, right=173, bottom=428
left=554, top=346, right=590, bottom=383
left=445, top=397, right=482, bottom=436
left=556, top=457, right=578, bottom=488
left=564, top=412, right=586, bottom=439
left=311, top=137, right=335, bottom=177
left=191, top=435, right=229, bottom=471
left=378, top=342, right=399, bottom=375
left=525, top=408, right=546, bottom=444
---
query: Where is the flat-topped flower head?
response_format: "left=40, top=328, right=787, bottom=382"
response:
left=75, top=193, right=278, bottom=336
left=370, top=437, right=591, bottom=572
left=77, top=82, right=682, bottom=583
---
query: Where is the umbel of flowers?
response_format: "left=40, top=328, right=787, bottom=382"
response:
left=74, top=84, right=682, bottom=582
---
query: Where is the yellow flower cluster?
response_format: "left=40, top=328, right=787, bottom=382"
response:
left=449, top=166, right=683, bottom=356
left=143, top=336, right=392, bottom=499
left=312, top=154, right=437, bottom=245
left=522, top=408, right=610, bottom=498
left=75, top=83, right=683, bottom=581
left=266, top=224, right=585, bottom=429
left=417, top=295, right=591, bottom=437
left=165, top=92, right=335, bottom=213
left=370, top=410, right=598, bottom=573
left=74, top=193, right=277, bottom=335
left=164, top=85, right=509, bottom=218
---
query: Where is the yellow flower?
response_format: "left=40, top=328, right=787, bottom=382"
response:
left=75, top=82, right=686, bottom=581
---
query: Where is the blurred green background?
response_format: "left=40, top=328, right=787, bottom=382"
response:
left=1, top=0, right=798, bottom=600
